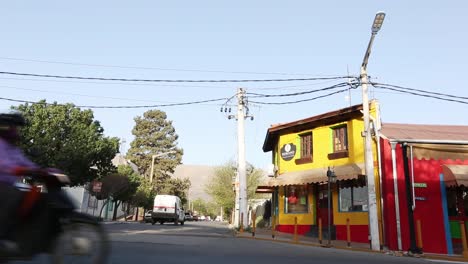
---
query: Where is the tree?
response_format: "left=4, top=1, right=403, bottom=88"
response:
left=205, top=161, right=264, bottom=220
left=12, top=101, right=119, bottom=186
left=127, top=109, right=183, bottom=185
left=96, top=165, right=141, bottom=220
left=132, top=177, right=155, bottom=210
left=159, top=178, right=191, bottom=205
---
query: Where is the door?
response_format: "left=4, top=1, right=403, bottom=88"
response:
left=317, top=187, right=333, bottom=227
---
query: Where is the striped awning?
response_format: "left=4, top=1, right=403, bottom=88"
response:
left=266, top=163, right=365, bottom=187
left=442, top=164, right=468, bottom=187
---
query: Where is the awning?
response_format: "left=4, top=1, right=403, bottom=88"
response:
left=266, top=163, right=365, bottom=187
left=255, top=185, right=275, bottom=193
left=442, top=164, right=468, bottom=187
left=411, top=144, right=468, bottom=160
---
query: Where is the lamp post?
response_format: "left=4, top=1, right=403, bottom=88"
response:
left=361, top=11, right=385, bottom=251
left=327, top=167, right=337, bottom=246
left=150, top=151, right=176, bottom=183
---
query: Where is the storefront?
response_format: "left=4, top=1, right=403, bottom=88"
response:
left=379, top=124, right=468, bottom=254
left=261, top=102, right=382, bottom=243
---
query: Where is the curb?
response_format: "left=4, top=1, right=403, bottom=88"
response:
left=235, top=234, right=468, bottom=262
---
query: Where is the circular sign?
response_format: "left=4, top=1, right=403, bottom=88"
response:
left=280, top=143, right=296, bottom=161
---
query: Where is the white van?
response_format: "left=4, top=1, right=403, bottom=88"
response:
left=151, top=195, right=185, bottom=225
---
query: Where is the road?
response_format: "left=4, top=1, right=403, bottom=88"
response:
left=12, top=221, right=457, bottom=264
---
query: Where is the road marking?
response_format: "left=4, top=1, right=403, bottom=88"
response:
left=427, top=259, right=468, bottom=264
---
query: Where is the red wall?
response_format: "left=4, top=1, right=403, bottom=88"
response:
left=336, top=225, right=369, bottom=243
left=276, top=224, right=310, bottom=235
left=380, top=138, right=468, bottom=254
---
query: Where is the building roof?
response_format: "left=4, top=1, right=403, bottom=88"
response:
left=380, top=123, right=468, bottom=142
left=262, top=103, right=365, bottom=152
left=111, top=154, right=140, bottom=174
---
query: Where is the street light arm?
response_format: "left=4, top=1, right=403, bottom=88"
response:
left=361, top=33, right=376, bottom=70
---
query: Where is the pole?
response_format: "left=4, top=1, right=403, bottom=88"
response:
left=402, top=143, right=421, bottom=254
left=237, top=88, right=248, bottom=230
left=234, top=170, right=240, bottom=228
left=361, top=64, right=380, bottom=251
left=328, top=179, right=331, bottom=246
left=150, top=155, right=155, bottom=183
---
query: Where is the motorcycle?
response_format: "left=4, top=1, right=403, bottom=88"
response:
left=0, top=170, right=109, bottom=263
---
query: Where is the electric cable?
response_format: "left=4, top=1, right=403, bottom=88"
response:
left=246, top=82, right=350, bottom=98
left=371, top=84, right=468, bottom=105
left=371, top=82, right=468, bottom=101
left=0, top=56, right=327, bottom=76
left=249, top=88, right=352, bottom=105
left=0, top=96, right=229, bottom=109
left=0, top=71, right=353, bottom=83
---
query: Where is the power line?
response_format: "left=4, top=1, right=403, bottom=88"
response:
left=0, top=96, right=229, bottom=109
left=370, top=82, right=468, bottom=101
left=0, top=85, right=173, bottom=103
left=249, top=88, right=352, bottom=105
left=0, top=77, right=234, bottom=89
left=371, top=85, right=468, bottom=105
left=0, top=56, right=324, bottom=76
left=0, top=71, right=353, bottom=83
left=246, top=82, right=350, bottom=98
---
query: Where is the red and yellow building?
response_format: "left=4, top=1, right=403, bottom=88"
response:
left=261, top=102, right=382, bottom=243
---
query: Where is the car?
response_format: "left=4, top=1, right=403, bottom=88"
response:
left=152, top=194, right=185, bottom=225
left=184, top=212, right=193, bottom=221
left=144, top=210, right=153, bottom=223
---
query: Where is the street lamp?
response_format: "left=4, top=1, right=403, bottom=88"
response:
left=327, top=167, right=337, bottom=246
left=361, top=11, right=385, bottom=251
left=150, top=151, right=176, bottom=183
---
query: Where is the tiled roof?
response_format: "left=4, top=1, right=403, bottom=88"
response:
left=380, top=123, right=468, bottom=142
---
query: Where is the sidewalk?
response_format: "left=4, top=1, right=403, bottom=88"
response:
left=235, top=227, right=468, bottom=263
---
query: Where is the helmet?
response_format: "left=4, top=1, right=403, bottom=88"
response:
left=0, top=113, right=26, bottom=126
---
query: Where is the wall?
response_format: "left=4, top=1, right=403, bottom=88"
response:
left=381, top=138, right=468, bottom=254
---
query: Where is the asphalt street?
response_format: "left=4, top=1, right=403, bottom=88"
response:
left=10, top=221, right=460, bottom=264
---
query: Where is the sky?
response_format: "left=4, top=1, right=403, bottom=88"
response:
left=1, top=1, right=467, bottom=170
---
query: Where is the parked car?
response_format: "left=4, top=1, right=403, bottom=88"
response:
left=192, top=215, right=199, bottom=221
left=144, top=210, right=153, bottom=223
left=184, top=212, right=193, bottom=221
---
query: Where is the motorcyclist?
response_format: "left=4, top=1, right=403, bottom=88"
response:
left=0, top=112, right=40, bottom=253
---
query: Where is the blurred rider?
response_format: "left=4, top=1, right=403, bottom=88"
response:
left=0, top=112, right=38, bottom=253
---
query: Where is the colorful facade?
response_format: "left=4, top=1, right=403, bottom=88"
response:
left=260, top=102, right=468, bottom=255
left=379, top=124, right=468, bottom=254
left=261, top=102, right=382, bottom=243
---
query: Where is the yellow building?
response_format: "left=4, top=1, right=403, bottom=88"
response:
left=260, top=102, right=381, bottom=243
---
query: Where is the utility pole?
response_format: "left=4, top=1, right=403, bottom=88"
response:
left=237, top=88, right=248, bottom=229
left=361, top=11, right=385, bottom=251
left=234, top=170, right=240, bottom=228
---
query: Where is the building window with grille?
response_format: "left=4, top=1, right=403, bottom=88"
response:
left=295, top=132, right=313, bottom=165
left=339, top=185, right=368, bottom=212
left=328, top=125, right=349, bottom=159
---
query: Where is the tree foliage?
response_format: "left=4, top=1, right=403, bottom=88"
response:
left=159, top=178, right=191, bottom=205
left=127, top=109, right=183, bottom=182
left=13, top=101, right=119, bottom=186
left=205, top=161, right=264, bottom=218
left=132, top=177, right=156, bottom=210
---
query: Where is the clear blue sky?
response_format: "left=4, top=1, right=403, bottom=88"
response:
left=1, top=1, right=467, bottom=170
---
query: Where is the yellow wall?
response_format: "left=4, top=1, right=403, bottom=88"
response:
left=274, top=102, right=381, bottom=226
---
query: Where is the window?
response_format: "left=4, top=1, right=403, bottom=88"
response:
left=333, top=126, right=348, bottom=152
left=284, top=185, right=308, bottom=214
left=339, top=186, right=368, bottom=212
left=296, top=133, right=313, bottom=164
left=329, top=125, right=349, bottom=159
